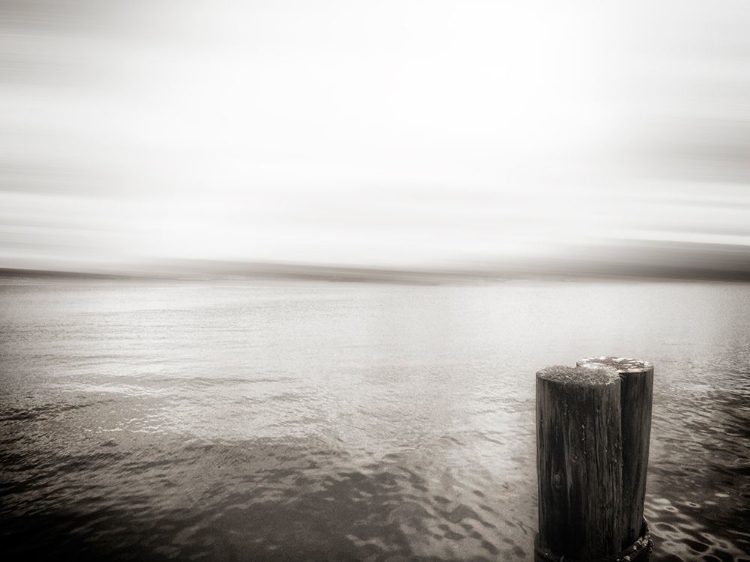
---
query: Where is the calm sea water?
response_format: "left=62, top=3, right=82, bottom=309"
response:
left=0, top=279, right=748, bottom=562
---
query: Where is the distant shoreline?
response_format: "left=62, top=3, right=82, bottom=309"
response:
left=4, top=240, right=750, bottom=284
left=2, top=265, right=750, bottom=285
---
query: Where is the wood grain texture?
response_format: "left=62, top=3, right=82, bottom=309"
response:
left=536, top=366, right=623, bottom=560
left=578, top=357, right=654, bottom=548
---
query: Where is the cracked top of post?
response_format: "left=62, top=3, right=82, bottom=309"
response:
left=576, top=356, right=653, bottom=373
left=536, top=365, right=620, bottom=386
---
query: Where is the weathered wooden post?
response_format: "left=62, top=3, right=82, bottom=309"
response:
left=536, top=366, right=623, bottom=560
left=577, top=357, right=654, bottom=551
left=535, top=359, right=653, bottom=562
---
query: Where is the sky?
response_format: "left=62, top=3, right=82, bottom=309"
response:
left=1, top=0, right=749, bottom=271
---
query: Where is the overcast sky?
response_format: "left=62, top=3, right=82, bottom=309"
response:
left=1, top=0, right=749, bottom=271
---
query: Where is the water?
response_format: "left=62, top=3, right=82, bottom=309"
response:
left=0, top=279, right=748, bottom=561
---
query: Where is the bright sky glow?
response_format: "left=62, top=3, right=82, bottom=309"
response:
left=1, top=0, right=749, bottom=271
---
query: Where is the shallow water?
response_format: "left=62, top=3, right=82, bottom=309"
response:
left=0, top=279, right=748, bottom=561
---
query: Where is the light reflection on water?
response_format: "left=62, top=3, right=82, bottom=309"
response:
left=0, top=280, right=749, bottom=561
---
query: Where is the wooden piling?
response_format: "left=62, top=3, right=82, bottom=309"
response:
left=536, top=365, right=623, bottom=560
left=577, top=357, right=654, bottom=550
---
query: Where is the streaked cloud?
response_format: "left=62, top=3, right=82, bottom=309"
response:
left=1, top=0, right=749, bottom=272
